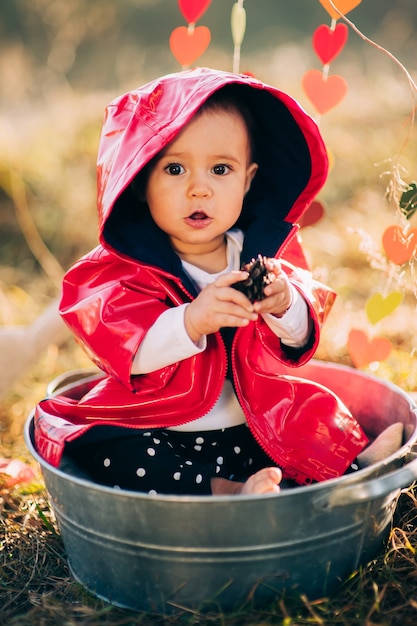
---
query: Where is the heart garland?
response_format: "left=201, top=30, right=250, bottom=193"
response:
left=313, top=23, right=348, bottom=65
left=301, top=0, right=398, bottom=370
left=382, top=225, right=417, bottom=266
left=170, top=26, right=211, bottom=67
left=178, top=0, right=211, bottom=24
left=300, top=12, right=352, bottom=228
left=346, top=220, right=416, bottom=368
left=302, top=70, right=348, bottom=115
left=319, top=0, right=362, bottom=21
left=346, top=221, right=415, bottom=368
left=302, top=1, right=363, bottom=114
left=302, top=19, right=349, bottom=116
left=365, top=292, right=403, bottom=325
left=347, top=329, right=393, bottom=369
left=170, top=0, right=211, bottom=67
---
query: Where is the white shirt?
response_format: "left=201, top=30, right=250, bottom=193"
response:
left=132, top=229, right=309, bottom=431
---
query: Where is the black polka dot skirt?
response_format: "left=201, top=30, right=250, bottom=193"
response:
left=66, top=423, right=275, bottom=495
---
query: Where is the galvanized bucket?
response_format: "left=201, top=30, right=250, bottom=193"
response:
left=25, top=360, right=417, bottom=613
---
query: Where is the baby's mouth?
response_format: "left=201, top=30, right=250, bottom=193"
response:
left=185, top=211, right=212, bottom=228
left=189, top=211, right=208, bottom=220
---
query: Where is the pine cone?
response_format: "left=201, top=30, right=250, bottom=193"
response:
left=232, top=255, right=275, bottom=302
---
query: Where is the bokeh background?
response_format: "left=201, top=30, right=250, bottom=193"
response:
left=2, top=6, right=417, bottom=623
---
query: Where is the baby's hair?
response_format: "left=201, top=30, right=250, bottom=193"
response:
left=195, top=85, right=256, bottom=159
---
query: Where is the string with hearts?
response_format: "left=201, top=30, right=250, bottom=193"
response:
left=345, top=223, right=410, bottom=369
left=346, top=287, right=400, bottom=368
left=300, top=2, right=361, bottom=232
left=302, top=1, right=359, bottom=117
left=347, top=251, right=405, bottom=368
left=309, top=1, right=410, bottom=370
left=170, top=0, right=212, bottom=68
left=344, top=213, right=417, bottom=369
left=347, top=329, right=393, bottom=369
left=382, top=224, right=417, bottom=266
left=346, top=214, right=417, bottom=369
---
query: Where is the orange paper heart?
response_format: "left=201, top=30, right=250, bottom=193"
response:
left=347, top=329, right=392, bottom=369
left=169, top=26, right=211, bottom=67
left=319, top=0, right=362, bottom=20
left=313, top=23, right=348, bottom=64
left=365, top=292, right=403, bottom=325
left=299, top=200, right=325, bottom=228
left=302, top=69, right=348, bottom=115
left=382, top=225, right=417, bottom=265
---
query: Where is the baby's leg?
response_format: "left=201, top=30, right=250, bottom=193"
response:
left=211, top=467, right=282, bottom=496
left=357, top=422, right=404, bottom=468
left=66, top=428, right=216, bottom=494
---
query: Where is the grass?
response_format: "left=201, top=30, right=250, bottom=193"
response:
left=1, top=39, right=417, bottom=624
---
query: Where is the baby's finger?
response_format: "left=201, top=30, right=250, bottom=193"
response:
left=215, top=270, right=250, bottom=288
left=264, top=258, right=282, bottom=276
left=214, top=273, right=255, bottom=311
left=263, top=274, right=288, bottom=297
left=215, top=294, right=259, bottom=321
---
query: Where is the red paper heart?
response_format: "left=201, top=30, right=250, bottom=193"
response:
left=382, top=225, right=417, bottom=265
left=178, top=0, right=211, bottom=23
left=319, top=0, right=362, bottom=20
left=313, top=23, right=348, bottom=65
left=170, top=26, right=211, bottom=67
left=299, top=200, right=325, bottom=228
left=302, top=69, right=348, bottom=114
left=347, top=329, right=392, bottom=369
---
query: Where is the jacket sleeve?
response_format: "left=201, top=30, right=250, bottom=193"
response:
left=254, top=256, right=336, bottom=367
left=59, top=247, right=176, bottom=387
left=235, top=268, right=335, bottom=384
left=281, top=226, right=336, bottom=331
left=247, top=225, right=336, bottom=368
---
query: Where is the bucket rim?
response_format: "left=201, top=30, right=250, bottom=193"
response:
left=24, top=423, right=416, bottom=509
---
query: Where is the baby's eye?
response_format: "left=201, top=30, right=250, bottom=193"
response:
left=165, top=163, right=184, bottom=176
left=212, top=164, right=230, bottom=176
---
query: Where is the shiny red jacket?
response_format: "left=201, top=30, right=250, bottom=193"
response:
left=34, top=68, right=365, bottom=482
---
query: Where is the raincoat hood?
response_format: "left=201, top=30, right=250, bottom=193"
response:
left=97, top=67, right=328, bottom=274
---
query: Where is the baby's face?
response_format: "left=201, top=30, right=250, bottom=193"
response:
left=144, top=107, right=258, bottom=260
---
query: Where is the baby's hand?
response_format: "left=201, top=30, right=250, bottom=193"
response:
left=185, top=271, right=258, bottom=343
left=253, top=258, right=292, bottom=317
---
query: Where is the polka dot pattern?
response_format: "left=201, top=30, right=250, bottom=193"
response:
left=76, top=424, right=274, bottom=496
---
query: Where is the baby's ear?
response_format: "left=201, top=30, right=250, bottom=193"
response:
left=245, top=162, right=258, bottom=194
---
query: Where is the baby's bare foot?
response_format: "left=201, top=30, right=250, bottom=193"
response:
left=211, top=467, right=282, bottom=496
left=239, top=467, right=282, bottom=495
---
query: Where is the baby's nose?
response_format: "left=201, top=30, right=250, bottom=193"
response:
left=188, top=173, right=212, bottom=197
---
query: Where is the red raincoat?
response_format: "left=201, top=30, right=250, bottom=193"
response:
left=34, top=68, right=367, bottom=482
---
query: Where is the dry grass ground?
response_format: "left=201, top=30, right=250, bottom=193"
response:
left=1, top=41, right=417, bottom=624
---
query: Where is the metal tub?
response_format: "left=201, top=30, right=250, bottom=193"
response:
left=25, top=360, right=417, bottom=613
